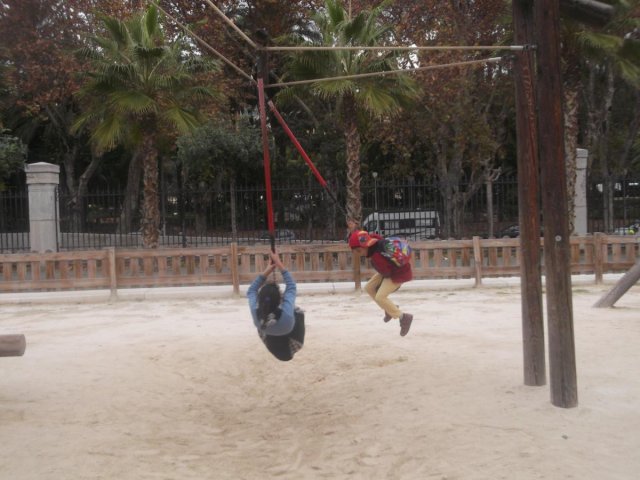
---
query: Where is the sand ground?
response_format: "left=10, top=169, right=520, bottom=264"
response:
left=1, top=279, right=639, bottom=480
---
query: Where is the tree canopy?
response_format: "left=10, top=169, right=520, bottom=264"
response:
left=1, top=0, right=639, bottom=237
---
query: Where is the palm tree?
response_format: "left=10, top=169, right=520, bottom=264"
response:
left=495, top=2, right=637, bottom=234
left=73, top=5, right=220, bottom=247
left=563, top=4, right=640, bottom=232
left=280, top=0, right=419, bottom=225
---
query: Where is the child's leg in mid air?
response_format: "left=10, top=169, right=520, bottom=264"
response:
left=368, top=276, right=401, bottom=318
left=364, top=273, right=384, bottom=301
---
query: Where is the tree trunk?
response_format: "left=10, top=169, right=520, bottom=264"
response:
left=117, top=151, right=142, bottom=234
left=564, top=86, right=579, bottom=234
left=585, top=64, right=616, bottom=232
left=63, top=146, right=102, bottom=231
left=617, top=91, right=640, bottom=171
left=603, top=176, right=615, bottom=232
left=230, top=176, right=238, bottom=241
left=452, top=194, right=465, bottom=238
left=343, top=95, right=362, bottom=225
left=195, top=205, right=207, bottom=236
left=486, top=180, right=495, bottom=237
left=599, top=69, right=616, bottom=233
left=140, top=132, right=160, bottom=248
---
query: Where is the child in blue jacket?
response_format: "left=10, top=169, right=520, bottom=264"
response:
left=247, top=250, right=305, bottom=361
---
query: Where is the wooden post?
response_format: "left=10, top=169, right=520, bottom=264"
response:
left=230, top=242, right=240, bottom=295
left=0, top=334, right=26, bottom=357
left=512, top=0, right=546, bottom=387
left=594, top=232, right=605, bottom=284
left=534, top=0, right=578, bottom=408
left=472, top=236, right=483, bottom=287
left=107, top=247, right=117, bottom=300
left=353, top=251, right=361, bottom=291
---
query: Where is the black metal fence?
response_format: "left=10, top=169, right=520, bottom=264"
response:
left=2, top=176, right=639, bottom=252
left=53, top=178, right=521, bottom=249
left=0, top=189, right=29, bottom=252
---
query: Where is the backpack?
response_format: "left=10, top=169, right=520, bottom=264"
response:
left=380, top=237, right=412, bottom=267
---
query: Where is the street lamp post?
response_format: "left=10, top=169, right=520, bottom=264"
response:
left=372, top=171, right=378, bottom=212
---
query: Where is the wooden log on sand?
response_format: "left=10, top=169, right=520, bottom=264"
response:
left=594, top=260, right=640, bottom=308
left=0, top=334, right=26, bottom=357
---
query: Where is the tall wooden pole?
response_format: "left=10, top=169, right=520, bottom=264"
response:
left=512, top=0, right=546, bottom=387
left=534, top=0, right=578, bottom=408
left=256, top=32, right=276, bottom=253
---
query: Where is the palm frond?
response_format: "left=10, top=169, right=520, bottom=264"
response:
left=358, top=85, right=400, bottom=117
left=577, top=31, right=623, bottom=57
left=145, top=4, right=160, bottom=38
left=325, top=0, right=346, bottom=28
left=70, top=109, right=102, bottom=135
left=133, top=45, right=167, bottom=63
left=162, top=107, right=200, bottom=133
left=617, top=58, right=640, bottom=87
left=109, top=91, right=156, bottom=115
left=93, top=37, right=120, bottom=55
left=101, top=16, right=130, bottom=49
left=313, top=79, right=357, bottom=99
left=179, top=86, right=219, bottom=101
left=345, top=13, right=367, bottom=43
left=100, top=63, right=137, bottom=81
left=76, top=45, right=104, bottom=62
left=92, top=113, right=125, bottom=153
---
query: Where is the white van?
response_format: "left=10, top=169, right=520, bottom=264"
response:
left=362, top=210, right=441, bottom=240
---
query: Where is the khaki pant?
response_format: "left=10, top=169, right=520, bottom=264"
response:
left=364, top=273, right=402, bottom=318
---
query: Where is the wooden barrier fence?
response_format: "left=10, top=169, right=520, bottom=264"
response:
left=0, top=234, right=637, bottom=295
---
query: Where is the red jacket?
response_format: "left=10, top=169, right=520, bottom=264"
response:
left=366, top=234, right=413, bottom=284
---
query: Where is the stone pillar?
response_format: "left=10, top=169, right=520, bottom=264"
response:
left=25, top=162, right=60, bottom=253
left=574, top=149, right=588, bottom=235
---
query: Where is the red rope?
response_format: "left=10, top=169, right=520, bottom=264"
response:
left=268, top=100, right=327, bottom=188
left=267, top=100, right=346, bottom=217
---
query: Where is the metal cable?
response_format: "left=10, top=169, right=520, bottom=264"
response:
left=266, top=45, right=527, bottom=52
left=266, top=56, right=504, bottom=89
left=202, top=0, right=258, bottom=49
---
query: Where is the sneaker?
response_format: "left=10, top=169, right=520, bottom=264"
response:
left=383, top=312, right=392, bottom=323
left=399, top=313, right=413, bottom=336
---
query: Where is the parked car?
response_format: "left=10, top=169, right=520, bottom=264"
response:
left=258, top=229, right=296, bottom=242
left=497, top=224, right=521, bottom=238
left=361, top=210, right=441, bottom=240
left=495, top=224, right=544, bottom=238
left=613, top=221, right=640, bottom=235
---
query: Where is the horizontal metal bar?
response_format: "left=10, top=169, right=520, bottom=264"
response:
left=266, top=45, right=527, bottom=52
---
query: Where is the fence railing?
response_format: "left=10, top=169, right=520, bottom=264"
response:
left=1, top=234, right=637, bottom=295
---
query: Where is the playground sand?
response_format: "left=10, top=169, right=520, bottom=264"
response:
left=1, top=281, right=639, bottom=479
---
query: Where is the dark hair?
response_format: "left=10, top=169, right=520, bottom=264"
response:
left=257, top=283, right=281, bottom=323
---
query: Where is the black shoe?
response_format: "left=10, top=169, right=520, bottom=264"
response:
left=399, top=313, right=413, bottom=336
left=383, top=312, right=392, bottom=323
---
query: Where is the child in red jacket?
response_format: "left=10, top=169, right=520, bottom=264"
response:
left=348, top=230, right=414, bottom=336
